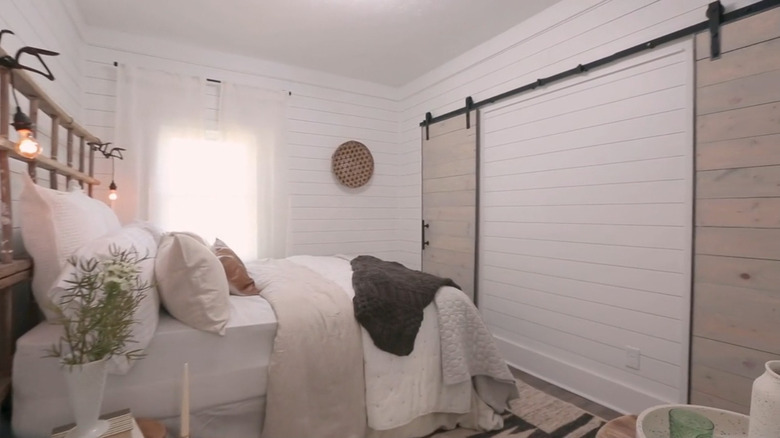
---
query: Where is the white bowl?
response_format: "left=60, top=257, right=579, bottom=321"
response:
left=636, top=404, right=749, bottom=438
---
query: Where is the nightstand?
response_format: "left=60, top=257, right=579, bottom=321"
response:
left=136, top=418, right=167, bottom=438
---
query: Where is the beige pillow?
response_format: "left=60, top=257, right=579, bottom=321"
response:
left=19, top=174, right=121, bottom=321
left=156, top=233, right=230, bottom=335
left=212, top=238, right=260, bottom=296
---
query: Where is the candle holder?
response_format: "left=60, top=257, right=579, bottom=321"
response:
left=179, top=362, right=190, bottom=438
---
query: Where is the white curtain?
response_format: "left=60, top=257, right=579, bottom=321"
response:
left=115, top=66, right=288, bottom=259
left=219, top=83, right=288, bottom=259
left=114, top=66, right=205, bottom=224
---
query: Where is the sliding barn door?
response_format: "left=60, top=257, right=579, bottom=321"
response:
left=479, top=41, right=694, bottom=411
left=690, top=7, right=780, bottom=414
left=421, top=113, right=477, bottom=302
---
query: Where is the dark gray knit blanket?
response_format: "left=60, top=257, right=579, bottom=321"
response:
left=350, top=255, right=459, bottom=356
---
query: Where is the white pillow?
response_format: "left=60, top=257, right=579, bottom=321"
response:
left=156, top=233, right=229, bottom=335
left=20, top=174, right=121, bottom=320
left=49, top=224, right=160, bottom=374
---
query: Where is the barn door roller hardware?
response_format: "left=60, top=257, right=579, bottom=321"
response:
left=707, top=1, right=725, bottom=59
left=465, top=96, right=474, bottom=129
left=423, top=112, right=432, bottom=140
left=419, top=0, right=780, bottom=128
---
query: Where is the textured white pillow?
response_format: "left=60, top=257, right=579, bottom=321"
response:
left=49, top=224, right=160, bottom=374
left=19, top=174, right=121, bottom=320
left=156, top=233, right=230, bottom=335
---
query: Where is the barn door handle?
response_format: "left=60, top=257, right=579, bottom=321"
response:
left=422, top=220, right=430, bottom=250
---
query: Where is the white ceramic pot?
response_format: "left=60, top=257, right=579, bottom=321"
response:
left=748, top=360, right=780, bottom=438
left=62, top=358, right=111, bottom=438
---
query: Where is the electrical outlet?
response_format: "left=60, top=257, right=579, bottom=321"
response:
left=625, top=346, right=641, bottom=370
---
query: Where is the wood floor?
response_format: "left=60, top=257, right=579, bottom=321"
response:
left=511, top=367, right=623, bottom=421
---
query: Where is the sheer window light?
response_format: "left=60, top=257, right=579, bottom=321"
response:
left=153, top=137, right=257, bottom=258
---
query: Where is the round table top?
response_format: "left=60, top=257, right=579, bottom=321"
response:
left=597, top=414, right=638, bottom=438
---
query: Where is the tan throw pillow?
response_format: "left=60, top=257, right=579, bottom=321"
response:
left=156, top=233, right=230, bottom=335
left=212, top=238, right=260, bottom=295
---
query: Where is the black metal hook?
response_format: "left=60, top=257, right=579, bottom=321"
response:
left=0, top=29, right=14, bottom=45
left=88, top=141, right=125, bottom=160
left=0, top=29, right=60, bottom=81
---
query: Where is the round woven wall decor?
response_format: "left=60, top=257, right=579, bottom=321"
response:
left=332, top=141, right=374, bottom=188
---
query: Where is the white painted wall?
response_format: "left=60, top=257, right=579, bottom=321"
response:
left=0, top=0, right=85, bottom=119
left=398, top=0, right=761, bottom=413
left=0, top=0, right=86, bottom=253
left=480, top=42, right=694, bottom=413
left=80, top=29, right=402, bottom=258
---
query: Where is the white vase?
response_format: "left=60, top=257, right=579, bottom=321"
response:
left=748, top=360, right=780, bottom=438
left=62, top=358, right=111, bottom=438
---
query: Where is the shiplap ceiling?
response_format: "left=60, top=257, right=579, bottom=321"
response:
left=74, top=0, right=560, bottom=86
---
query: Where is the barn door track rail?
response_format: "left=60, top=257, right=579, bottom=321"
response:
left=419, top=0, right=780, bottom=127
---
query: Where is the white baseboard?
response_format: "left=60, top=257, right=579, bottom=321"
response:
left=495, top=335, right=669, bottom=415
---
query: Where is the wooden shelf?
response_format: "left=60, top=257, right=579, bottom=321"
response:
left=0, top=139, right=100, bottom=186
left=0, top=259, right=31, bottom=290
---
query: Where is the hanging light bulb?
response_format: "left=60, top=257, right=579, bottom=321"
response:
left=108, top=156, right=118, bottom=201
left=108, top=180, right=118, bottom=201
left=11, top=107, right=41, bottom=159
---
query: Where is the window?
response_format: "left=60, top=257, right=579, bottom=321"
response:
left=154, top=137, right=257, bottom=258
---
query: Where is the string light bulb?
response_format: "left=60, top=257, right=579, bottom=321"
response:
left=11, top=106, right=41, bottom=159
left=108, top=181, right=118, bottom=201
left=108, top=156, right=118, bottom=201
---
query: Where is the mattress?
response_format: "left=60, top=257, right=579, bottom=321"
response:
left=12, top=295, right=276, bottom=438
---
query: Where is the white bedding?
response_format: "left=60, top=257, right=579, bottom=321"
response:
left=288, top=255, right=506, bottom=433
left=12, top=296, right=276, bottom=438
left=13, top=255, right=513, bottom=438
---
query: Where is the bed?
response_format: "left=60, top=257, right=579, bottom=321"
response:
left=1, top=49, right=518, bottom=438
left=12, top=247, right=518, bottom=438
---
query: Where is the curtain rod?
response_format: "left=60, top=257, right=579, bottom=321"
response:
left=109, top=62, right=293, bottom=95
left=419, top=0, right=780, bottom=127
left=112, top=61, right=222, bottom=83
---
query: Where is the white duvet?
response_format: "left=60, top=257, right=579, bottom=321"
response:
left=286, top=255, right=504, bottom=431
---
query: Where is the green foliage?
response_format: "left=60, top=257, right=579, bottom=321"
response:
left=46, top=244, right=152, bottom=366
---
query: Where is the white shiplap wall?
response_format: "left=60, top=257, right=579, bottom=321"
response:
left=0, top=0, right=84, bottom=120
left=480, top=42, right=693, bottom=413
left=0, top=0, right=86, bottom=336
left=0, top=0, right=87, bottom=253
left=81, top=30, right=402, bottom=258
left=397, top=0, right=761, bottom=413
left=396, top=0, right=760, bottom=269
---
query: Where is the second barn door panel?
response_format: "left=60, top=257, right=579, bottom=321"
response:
left=421, top=113, right=477, bottom=302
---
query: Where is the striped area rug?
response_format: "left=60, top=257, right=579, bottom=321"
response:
left=430, top=379, right=605, bottom=438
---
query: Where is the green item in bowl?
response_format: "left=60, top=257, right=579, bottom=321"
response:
left=668, top=408, right=714, bottom=438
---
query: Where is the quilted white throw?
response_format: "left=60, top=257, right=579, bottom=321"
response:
left=289, top=255, right=517, bottom=435
left=254, top=259, right=367, bottom=438
left=435, top=286, right=519, bottom=410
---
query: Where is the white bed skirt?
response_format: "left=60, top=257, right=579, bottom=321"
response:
left=12, top=297, right=276, bottom=438
left=158, top=397, right=266, bottom=438
left=158, top=393, right=499, bottom=438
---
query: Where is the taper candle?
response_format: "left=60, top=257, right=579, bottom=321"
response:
left=181, top=362, right=189, bottom=438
